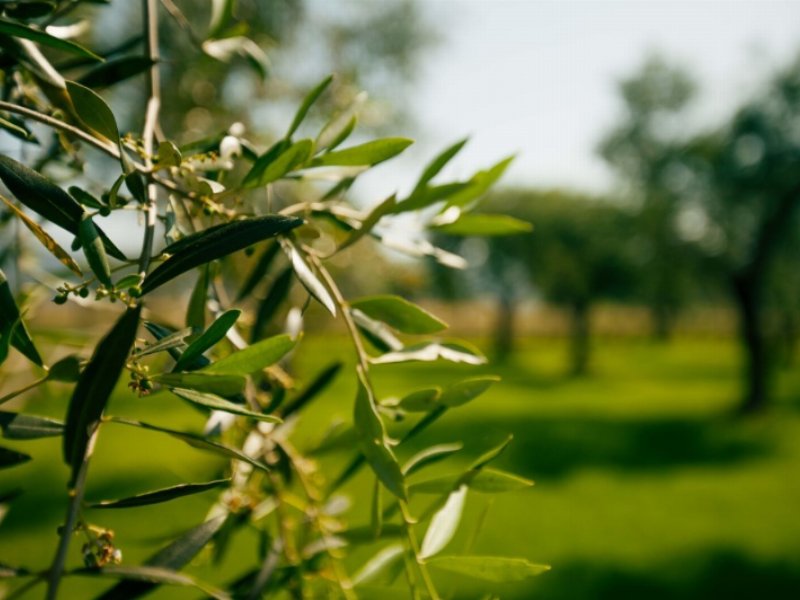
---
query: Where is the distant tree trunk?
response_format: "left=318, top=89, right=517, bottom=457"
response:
left=494, top=293, right=515, bottom=361
left=732, top=272, right=769, bottom=414
left=569, top=300, right=590, bottom=376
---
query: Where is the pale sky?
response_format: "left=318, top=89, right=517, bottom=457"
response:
left=357, top=0, right=800, bottom=201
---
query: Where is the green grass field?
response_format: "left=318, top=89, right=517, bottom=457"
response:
left=2, top=335, right=800, bottom=598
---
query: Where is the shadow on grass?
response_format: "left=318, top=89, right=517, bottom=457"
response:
left=427, top=414, right=772, bottom=480
left=497, top=550, right=800, bottom=600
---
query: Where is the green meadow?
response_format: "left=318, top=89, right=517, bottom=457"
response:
left=2, top=335, right=800, bottom=598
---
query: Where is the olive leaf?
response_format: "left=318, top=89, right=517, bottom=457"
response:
left=353, top=371, right=406, bottom=500
left=0, top=194, right=82, bottom=276
left=66, top=80, right=120, bottom=143
left=78, top=214, right=112, bottom=286
left=201, top=334, right=295, bottom=376
left=286, top=75, right=333, bottom=139
left=170, top=388, right=281, bottom=423
left=0, top=155, right=126, bottom=259
left=0, top=18, right=102, bottom=60
left=311, top=138, right=413, bottom=167
left=173, top=309, right=240, bottom=372
left=242, top=139, right=313, bottom=188
left=88, top=479, right=229, bottom=509
left=141, top=216, right=303, bottom=294
left=350, top=295, right=447, bottom=334
left=0, top=269, right=43, bottom=367
left=63, top=305, right=141, bottom=483
left=0, top=412, right=64, bottom=440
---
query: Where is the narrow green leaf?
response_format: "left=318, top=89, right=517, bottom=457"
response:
left=353, top=372, right=406, bottom=500
left=444, top=155, right=515, bottom=209
left=110, top=417, right=270, bottom=472
left=432, top=213, right=532, bottom=236
left=0, top=412, right=63, bottom=439
left=311, top=138, right=413, bottom=167
left=134, top=328, right=192, bottom=359
left=414, top=138, right=468, bottom=191
left=173, top=309, right=240, bottom=372
left=287, top=76, right=333, bottom=139
left=402, top=443, right=462, bottom=475
left=77, top=56, right=155, bottom=89
left=202, top=334, right=295, bottom=376
left=88, top=479, right=229, bottom=509
left=78, top=214, right=112, bottom=286
left=352, top=309, right=403, bottom=353
left=152, top=372, right=245, bottom=396
left=425, top=556, right=550, bottom=582
left=371, top=342, right=486, bottom=366
left=143, top=322, right=201, bottom=367
left=350, top=295, right=447, bottom=334
left=324, top=114, right=357, bottom=152
left=420, top=485, right=467, bottom=559
left=0, top=18, right=102, bottom=60
left=0, top=156, right=125, bottom=259
left=242, top=139, right=312, bottom=188
left=78, top=565, right=228, bottom=599
left=0, top=155, right=82, bottom=238
left=392, top=182, right=470, bottom=215
left=63, top=306, right=141, bottom=483
left=0, top=269, right=43, bottom=367
left=397, top=388, right=441, bottom=413
left=170, top=388, right=281, bottom=423
left=95, top=515, right=228, bottom=599
left=439, top=376, right=500, bottom=408
left=124, top=172, right=146, bottom=203
left=185, top=265, right=209, bottom=331
left=68, top=186, right=105, bottom=210
left=338, top=194, right=396, bottom=252
left=66, top=80, right=120, bottom=143
left=470, top=435, right=513, bottom=471
left=0, top=195, right=81, bottom=275
left=285, top=242, right=336, bottom=315
left=352, top=544, right=405, bottom=587
left=411, top=469, right=533, bottom=495
left=47, top=355, right=82, bottom=382
left=466, top=468, right=534, bottom=493
left=141, top=216, right=303, bottom=295
left=0, top=445, right=30, bottom=469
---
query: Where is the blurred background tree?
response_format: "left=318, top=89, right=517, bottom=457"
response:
left=431, top=189, right=639, bottom=374
left=675, top=53, right=800, bottom=413
left=599, top=55, right=698, bottom=341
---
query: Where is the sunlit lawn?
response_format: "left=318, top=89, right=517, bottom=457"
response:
left=2, top=335, right=800, bottom=598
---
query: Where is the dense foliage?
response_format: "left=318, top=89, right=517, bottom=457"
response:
left=0, top=1, right=544, bottom=598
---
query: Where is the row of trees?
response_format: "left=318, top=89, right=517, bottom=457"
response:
left=433, top=54, right=800, bottom=414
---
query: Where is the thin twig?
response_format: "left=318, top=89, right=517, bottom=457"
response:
left=0, top=100, right=119, bottom=158
left=45, top=431, right=97, bottom=600
left=138, top=0, right=162, bottom=280
left=307, top=251, right=441, bottom=600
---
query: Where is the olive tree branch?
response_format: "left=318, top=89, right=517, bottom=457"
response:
left=138, top=0, right=162, bottom=280
left=45, top=430, right=97, bottom=600
left=307, top=251, right=441, bottom=600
